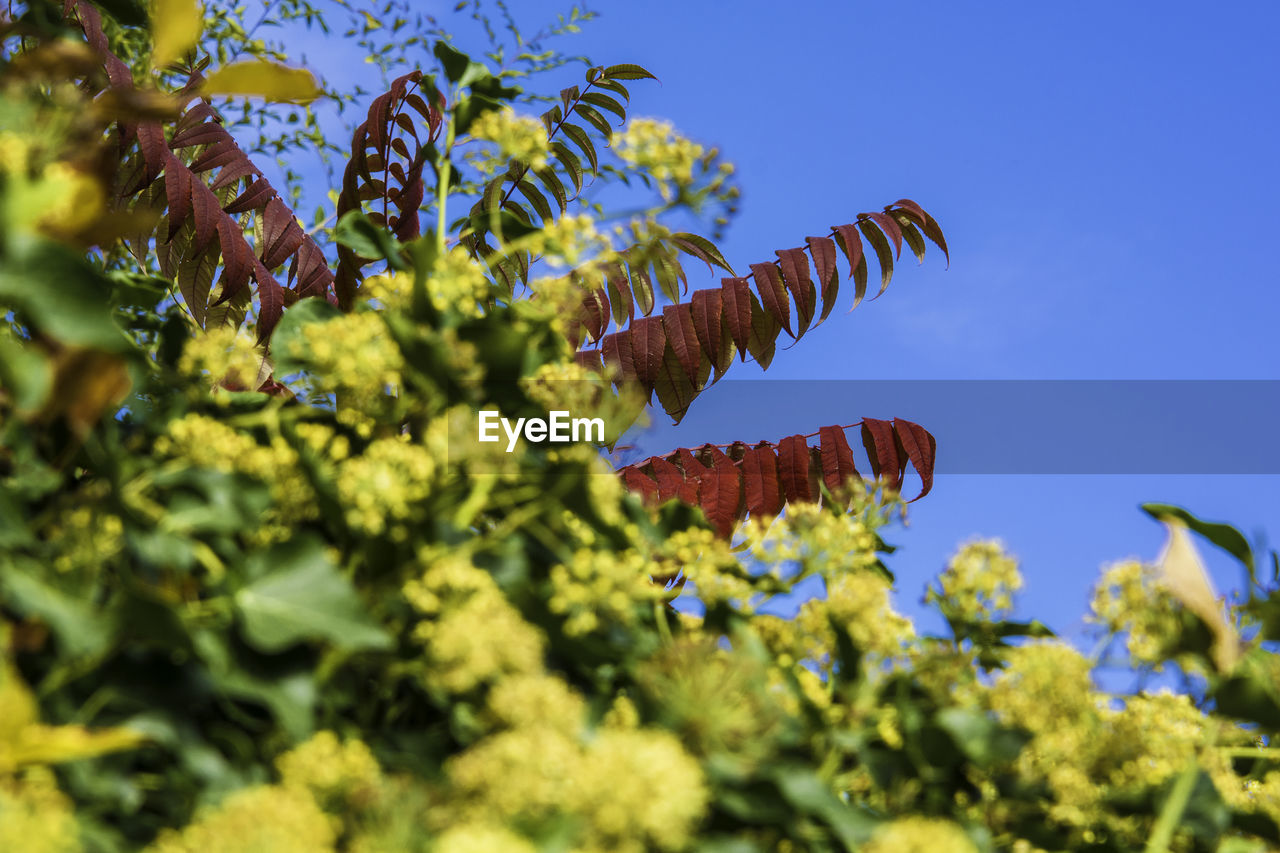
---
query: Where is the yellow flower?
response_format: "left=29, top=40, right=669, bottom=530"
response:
left=277, top=731, right=382, bottom=811
left=145, top=785, right=335, bottom=853
left=0, top=769, right=80, bottom=853
left=862, top=816, right=978, bottom=853
left=406, top=556, right=546, bottom=693
left=927, top=540, right=1023, bottom=623
left=467, top=107, right=549, bottom=171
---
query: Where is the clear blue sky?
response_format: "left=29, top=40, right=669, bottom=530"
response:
left=277, top=1, right=1280, bottom=642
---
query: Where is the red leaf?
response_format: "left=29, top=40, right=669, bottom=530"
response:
left=741, top=443, right=782, bottom=518
left=604, top=262, right=635, bottom=326
left=630, top=316, right=666, bottom=391
left=750, top=261, right=792, bottom=338
left=209, top=158, right=259, bottom=192
left=135, top=122, right=167, bottom=189
left=190, top=140, right=241, bottom=175
left=622, top=467, right=659, bottom=505
left=857, top=218, right=895, bottom=299
left=832, top=224, right=867, bottom=309
left=601, top=331, right=636, bottom=383
left=580, top=287, right=609, bottom=344
left=887, top=198, right=928, bottom=227
left=260, top=197, right=305, bottom=270
left=862, top=212, right=903, bottom=259
left=721, top=277, right=753, bottom=358
left=818, top=426, right=860, bottom=494
left=190, top=182, right=221, bottom=254
left=698, top=445, right=742, bottom=537
left=805, top=236, right=840, bottom=323
left=892, top=199, right=949, bottom=266
left=777, top=435, right=813, bottom=503
left=649, top=456, right=686, bottom=503
left=574, top=348, right=603, bottom=373
left=254, top=260, right=284, bottom=342
left=775, top=247, right=816, bottom=335
left=860, top=418, right=902, bottom=491
left=292, top=241, right=334, bottom=299
left=691, top=287, right=722, bottom=361
left=662, top=303, right=701, bottom=385
left=893, top=418, right=937, bottom=501
left=170, top=121, right=229, bottom=149
left=213, top=215, right=252, bottom=305
left=225, top=177, right=275, bottom=214
left=164, top=155, right=192, bottom=238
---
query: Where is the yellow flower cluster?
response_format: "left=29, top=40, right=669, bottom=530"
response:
left=431, top=823, right=538, bottom=853
left=405, top=555, right=546, bottom=693
left=43, top=501, right=123, bottom=576
left=742, top=503, right=883, bottom=581
left=0, top=769, right=79, bottom=853
left=927, top=540, right=1023, bottom=623
left=1089, top=560, right=1182, bottom=666
left=358, top=272, right=411, bottom=311
left=159, top=413, right=316, bottom=533
left=466, top=106, right=549, bottom=171
left=615, top=118, right=705, bottom=200
left=535, top=213, right=608, bottom=268
left=484, top=673, right=586, bottom=735
left=276, top=731, right=383, bottom=812
left=287, top=311, right=403, bottom=436
left=548, top=547, right=665, bottom=636
left=796, top=568, right=915, bottom=662
left=445, top=725, right=707, bottom=853
left=862, top=816, right=978, bottom=853
left=988, top=642, right=1105, bottom=827
left=145, top=785, right=335, bottom=853
left=179, top=327, right=267, bottom=393
left=426, top=250, right=491, bottom=317
left=636, top=636, right=786, bottom=767
left=0, top=132, right=104, bottom=236
left=335, top=435, right=435, bottom=538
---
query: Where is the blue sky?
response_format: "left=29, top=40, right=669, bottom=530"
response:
left=274, top=1, right=1280, bottom=643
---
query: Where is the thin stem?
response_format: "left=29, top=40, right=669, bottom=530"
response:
left=1144, top=762, right=1199, bottom=853
left=436, top=114, right=456, bottom=255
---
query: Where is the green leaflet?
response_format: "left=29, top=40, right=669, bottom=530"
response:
left=234, top=535, right=392, bottom=654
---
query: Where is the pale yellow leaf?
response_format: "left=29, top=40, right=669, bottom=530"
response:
left=151, top=0, right=204, bottom=68
left=200, top=60, right=322, bottom=103
left=1157, top=519, right=1240, bottom=672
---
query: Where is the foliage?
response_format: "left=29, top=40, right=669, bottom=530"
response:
left=2, top=2, right=1280, bottom=852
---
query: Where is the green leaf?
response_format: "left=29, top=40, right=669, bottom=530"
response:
left=574, top=103, right=614, bottom=139
left=560, top=122, right=598, bottom=174
left=673, top=232, right=736, bottom=275
left=935, top=708, right=1029, bottom=767
left=434, top=40, right=477, bottom=85
left=268, top=296, right=341, bottom=376
left=90, top=0, right=148, bottom=27
left=177, top=243, right=218, bottom=328
left=0, top=334, right=51, bottom=413
left=201, top=60, right=321, bottom=103
left=603, top=63, right=658, bottom=81
left=0, top=561, right=112, bottom=659
left=150, top=0, right=202, bottom=68
left=234, top=535, right=392, bottom=654
left=0, top=236, right=131, bottom=352
left=773, top=765, right=878, bottom=847
left=333, top=210, right=408, bottom=270
left=580, top=91, right=627, bottom=122
left=1213, top=648, right=1280, bottom=728
left=1141, top=503, right=1255, bottom=577
left=550, top=141, right=584, bottom=194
